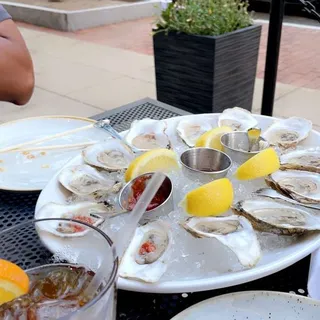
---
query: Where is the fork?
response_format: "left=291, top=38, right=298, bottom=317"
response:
left=94, top=120, right=142, bottom=154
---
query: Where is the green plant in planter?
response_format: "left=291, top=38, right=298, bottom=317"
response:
left=155, top=0, right=253, bottom=36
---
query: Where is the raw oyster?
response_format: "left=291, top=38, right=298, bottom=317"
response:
left=119, top=220, right=173, bottom=283
left=280, top=149, right=320, bottom=173
left=232, top=198, right=320, bottom=235
left=266, top=170, right=320, bottom=204
left=262, top=117, right=312, bottom=149
left=124, top=118, right=171, bottom=151
left=82, top=140, right=134, bottom=171
left=181, top=215, right=261, bottom=268
left=176, top=118, right=213, bottom=147
left=218, top=107, right=258, bottom=131
left=36, top=202, right=107, bottom=237
left=58, top=164, right=117, bottom=196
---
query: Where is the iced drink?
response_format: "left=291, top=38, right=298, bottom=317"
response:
left=0, top=219, right=118, bottom=320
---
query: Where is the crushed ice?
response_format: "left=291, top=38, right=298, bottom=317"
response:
left=63, top=132, right=305, bottom=282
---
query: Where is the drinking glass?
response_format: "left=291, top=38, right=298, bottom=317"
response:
left=0, top=218, right=118, bottom=320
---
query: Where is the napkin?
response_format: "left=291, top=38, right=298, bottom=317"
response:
left=308, top=248, right=320, bottom=299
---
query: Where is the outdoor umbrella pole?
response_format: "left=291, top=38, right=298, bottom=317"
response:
left=261, top=0, right=285, bottom=116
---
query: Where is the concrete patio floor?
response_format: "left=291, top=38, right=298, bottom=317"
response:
left=1, top=20, right=320, bottom=132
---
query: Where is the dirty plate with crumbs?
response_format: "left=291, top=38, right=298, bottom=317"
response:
left=171, top=291, right=320, bottom=319
left=0, top=116, right=108, bottom=191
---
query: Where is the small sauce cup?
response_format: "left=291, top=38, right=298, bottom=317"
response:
left=180, top=148, right=232, bottom=184
left=118, top=172, right=173, bottom=222
left=220, top=131, right=269, bottom=164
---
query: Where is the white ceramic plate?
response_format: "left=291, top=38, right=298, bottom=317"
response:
left=35, top=113, right=320, bottom=294
left=171, top=291, right=320, bottom=319
left=0, top=116, right=109, bottom=191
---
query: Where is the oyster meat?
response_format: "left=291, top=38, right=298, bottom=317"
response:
left=119, top=220, right=173, bottom=283
left=58, top=164, right=117, bottom=196
left=176, top=118, right=213, bottom=147
left=218, top=107, right=258, bottom=131
left=262, top=117, right=312, bottom=149
left=181, top=215, right=261, bottom=268
left=36, top=202, right=107, bottom=237
left=232, top=198, right=320, bottom=235
left=266, top=170, right=320, bottom=204
left=82, top=140, right=134, bottom=171
left=124, top=118, right=171, bottom=151
left=280, top=149, right=320, bottom=173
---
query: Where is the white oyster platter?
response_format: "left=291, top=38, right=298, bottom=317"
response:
left=35, top=108, right=320, bottom=293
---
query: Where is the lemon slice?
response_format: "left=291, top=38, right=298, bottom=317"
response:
left=235, top=147, right=280, bottom=180
left=195, top=126, right=233, bottom=150
left=0, top=259, right=29, bottom=305
left=125, top=148, right=179, bottom=182
left=179, top=178, right=234, bottom=216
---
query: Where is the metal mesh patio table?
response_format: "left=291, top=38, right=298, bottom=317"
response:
left=0, top=98, right=311, bottom=319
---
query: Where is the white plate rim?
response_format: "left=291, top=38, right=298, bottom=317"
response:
left=0, top=115, right=96, bottom=192
left=170, top=290, right=320, bottom=319
left=117, top=237, right=320, bottom=293
left=35, top=112, right=320, bottom=293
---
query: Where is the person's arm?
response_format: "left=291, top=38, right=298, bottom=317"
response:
left=0, top=8, right=34, bottom=105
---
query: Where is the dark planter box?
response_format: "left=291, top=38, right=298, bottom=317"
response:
left=153, top=25, right=262, bottom=114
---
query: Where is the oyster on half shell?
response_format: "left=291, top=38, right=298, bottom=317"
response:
left=82, top=140, right=134, bottom=171
left=124, top=118, right=171, bottom=151
left=218, top=107, right=258, bottom=131
left=262, top=117, right=312, bottom=149
left=36, top=202, right=107, bottom=237
left=58, top=164, right=117, bottom=196
left=176, top=118, right=213, bottom=147
left=181, top=215, right=261, bottom=268
left=280, top=149, right=320, bottom=173
left=119, top=220, right=173, bottom=283
left=232, top=198, right=320, bottom=235
left=266, top=170, right=320, bottom=204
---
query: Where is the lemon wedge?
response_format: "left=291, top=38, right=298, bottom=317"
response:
left=179, top=178, right=234, bottom=216
left=235, top=147, right=280, bottom=180
left=0, top=259, right=29, bottom=305
left=195, top=126, right=233, bottom=150
left=125, top=148, right=179, bottom=182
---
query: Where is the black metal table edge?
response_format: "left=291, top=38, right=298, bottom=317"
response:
left=91, top=97, right=191, bottom=121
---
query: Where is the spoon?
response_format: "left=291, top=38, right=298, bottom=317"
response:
left=247, top=127, right=261, bottom=152
left=94, top=119, right=141, bottom=154
left=254, top=188, right=320, bottom=211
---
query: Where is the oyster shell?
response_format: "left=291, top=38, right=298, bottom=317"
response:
left=176, top=118, right=213, bottom=147
left=82, top=140, right=134, bottom=171
left=36, top=202, right=107, bottom=237
left=218, top=107, right=258, bottom=131
left=119, top=220, right=173, bottom=283
left=266, top=170, right=320, bottom=204
left=232, top=198, right=320, bottom=235
left=181, top=215, right=261, bottom=268
left=58, top=164, right=116, bottom=196
left=124, top=118, right=171, bottom=151
left=280, top=149, right=320, bottom=173
left=262, top=117, right=312, bottom=149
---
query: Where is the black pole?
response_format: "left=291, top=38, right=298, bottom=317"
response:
left=261, top=0, right=285, bottom=116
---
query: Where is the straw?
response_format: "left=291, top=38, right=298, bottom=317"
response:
left=0, top=120, right=109, bottom=154
left=4, top=141, right=98, bottom=153
left=83, top=171, right=166, bottom=299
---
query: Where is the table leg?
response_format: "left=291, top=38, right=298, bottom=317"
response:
left=261, top=0, right=285, bottom=116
